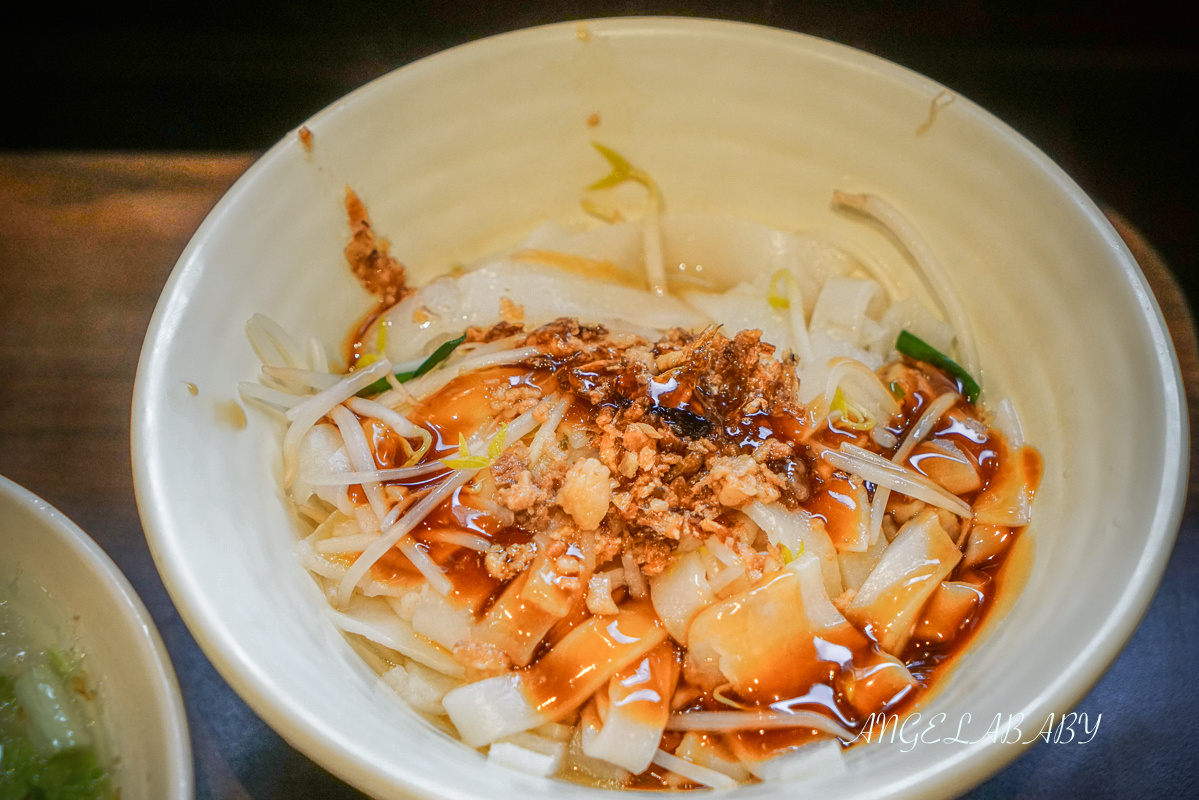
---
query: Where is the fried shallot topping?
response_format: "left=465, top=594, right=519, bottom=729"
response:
left=475, top=318, right=813, bottom=578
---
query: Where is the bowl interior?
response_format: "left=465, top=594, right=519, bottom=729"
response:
left=132, top=17, right=1186, bottom=800
left=0, top=476, right=192, bottom=799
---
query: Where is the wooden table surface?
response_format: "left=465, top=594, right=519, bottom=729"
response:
left=1, top=153, right=1195, bottom=799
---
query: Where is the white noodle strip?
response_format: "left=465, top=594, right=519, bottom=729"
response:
left=281, top=358, right=392, bottom=486
left=457, top=333, right=527, bottom=358
left=992, top=397, right=1025, bottom=449
left=336, top=406, right=543, bottom=606
left=392, top=354, right=429, bottom=374
left=804, top=229, right=904, bottom=304
left=296, top=498, right=332, bottom=524
left=423, top=529, right=492, bottom=552
left=262, top=365, right=340, bottom=392
left=238, top=382, right=302, bottom=413
left=306, top=337, right=329, bottom=374
left=257, top=373, right=296, bottom=395
left=399, top=539, right=453, bottom=596
left=402, top=346, right=545, bottom=400
left=527, top=398, right=571, bottom=465
left=246, top=313, right=306, bottom=369
left=316, top=533, right=379, bottom=554
left=586, top=573, right=621, bottom=616
left=650, top=749, right=737, bottom=790
left=822, top=358, right=900, bottom=423
left=866, top=491, right=889, bottom=549
left=599, top=567, right=627, bottom=588
left=285, top=359, right=392, bottom=423
left=378, top=377, right=413, bottom=407
left=704, top=537, right=741, bottom=567
left=303, top=460, right=447, bottom=486
left=868, top=391, right=960, bottom=544
left=871, top=427, right=898, bottom=449
left=666, top=710, right=855, bottom=740
left=824, top=444, right=971, bottom=518
left=379, top=488, right=427, bottom=530
left=474, top=497, right=515, bottom=527
left=346, top=396, right=434, bottom=463
left=622, top=552, right=649, bottom=599
left=897, top=392, right=960, bottom=463
left=707, top=565, right=745, bottom=596
left=833, top=192, right=979, bottom=379
left=345, top=397, right=427, bottom=439
left=784, top=272, right=816, bottom=366
left=330, top=405, right=388, bottom=523
left=336, top=469, right=472, bottom=606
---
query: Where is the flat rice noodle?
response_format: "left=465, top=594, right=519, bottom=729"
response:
left=809, top=474, right=871, bottom=554
left=519, top=220, right=644, bottom=277
left=381, top=262, right=708, bottom=362
left=650, top=749, right=737, bottom=790
left=747, top=739, right=847, bottom=783
left=743, top=501, right=842, bottom=598
left=680, top=284, right=792, bottom=353
left=911, top=581, right=985, bottom=645
left=836, top=650, right=916, bottom=717
left=521, top=548, right=593, bottom=617
left=568, top=704, right=633, bottom=785
left=808, top=276, right=884, bottom=350
left=962, top=522, right=1016, bottom=568
left=685, top=556, right=867, bottom=703
left=475, top=564, right=583, bottom=668
left=381, top=661, right=461, bottom=716
left=907, top=439, right=982, bottom=495
left=674, top=733, right=751, bottom=783
left=659, top=213, right=851, bottom=314
left=838, top=533, right=889, bottom=593
left=443, top=603, right=666, bottom=747
left=973, top=443, right=1040, bottom=526
left=819, top=357, right=900, bottom=430
left=398, top=585, right=475, bottom=651
left=328, top=596, right=464, bottom=678
left=649, top=550, right=716, bottom=645
left=295, top=530, right=415, bottom=598
left=796, top=328, right=883, bottom=405
left=845, top=509, right=962, bottom=655
left=583, top=642, right=678, bottom=773
left=487, top=742, right=563, bottom=777
left=868, top=295, right=954, bottom=360
left=295, top=423, right=353, bottom=513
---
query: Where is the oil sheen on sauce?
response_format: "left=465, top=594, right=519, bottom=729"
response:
left=335, top=360, right=1039, bottom=785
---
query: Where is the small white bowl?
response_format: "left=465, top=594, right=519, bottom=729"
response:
left=0, top=475, right=192, bottom=799
left=132, top=17, right=1187, bottom=800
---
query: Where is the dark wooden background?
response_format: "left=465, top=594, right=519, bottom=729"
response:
left=1, top=3, right=1197, bottom=798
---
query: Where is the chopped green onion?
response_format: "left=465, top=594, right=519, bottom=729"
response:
left=888, top=380, right=905, bottom=400
left=896, top=330, right=980, bottom=403
left=358, top=333, right=466, bottom=396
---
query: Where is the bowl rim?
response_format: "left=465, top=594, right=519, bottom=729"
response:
left=0, top=473, right=194, bottom=799
left=130, top=14, right=1189, bottom=800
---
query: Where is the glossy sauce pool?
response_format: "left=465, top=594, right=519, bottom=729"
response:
left=334, top=360, right=1040, bottom=786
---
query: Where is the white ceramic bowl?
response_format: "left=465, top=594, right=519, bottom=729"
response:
left=131, top=17, right=1187, bottom=800
left=0, top=475, right=192, bottom=798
